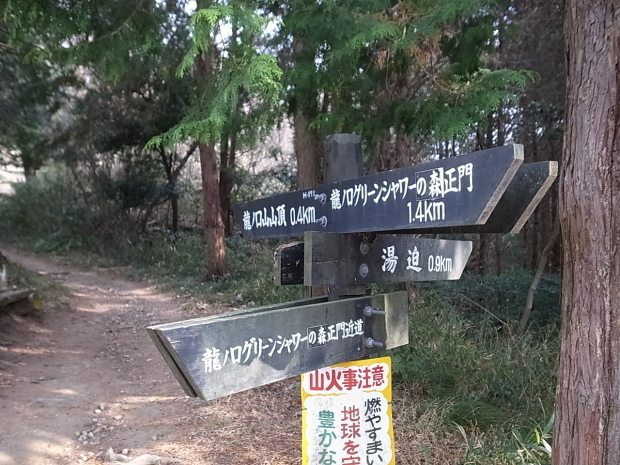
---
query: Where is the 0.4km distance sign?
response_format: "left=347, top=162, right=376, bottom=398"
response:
left=233, top=145, right=523, bottom=239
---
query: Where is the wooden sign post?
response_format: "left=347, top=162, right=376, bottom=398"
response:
left=149, top=135, right=557, bottom=407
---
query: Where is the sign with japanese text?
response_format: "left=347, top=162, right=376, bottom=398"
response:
left=308, top=233, right=472, bottom=285
left=398, top=160, right=558, bottom=235
left=147, top=293, right=408, bottom=401
left=233, top=145, right=523, bottom=239
left=302, top=357, right=395, bottom=465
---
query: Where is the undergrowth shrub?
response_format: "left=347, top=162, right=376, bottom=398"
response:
left=391, top=287, right=557, bottom=463
left=393, top=289, right=557, bottom=420
left=0, top=165, right=152, bottom=251
left=0, top=169, right=95, bottom=251
left=421, top=271, right=561, bottom=332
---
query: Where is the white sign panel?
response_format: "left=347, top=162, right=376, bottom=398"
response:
left=301, top=357, right=395, bottom=465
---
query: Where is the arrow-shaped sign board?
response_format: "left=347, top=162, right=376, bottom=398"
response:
left=233, top=145, right=523, bottom=238
left=147, top=292, right=409, bottom=401
left=275, top=233, right=472, bottom=286
left=393, top=161, right=558, bottom=235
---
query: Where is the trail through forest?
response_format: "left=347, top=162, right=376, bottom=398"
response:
left=0, top=247, right=301, bottom=465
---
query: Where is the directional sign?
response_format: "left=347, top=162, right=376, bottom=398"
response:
left=147, top=292, right=409, bottom=401
left=233, top=145, right=523, bottom=238
left=391, top=161, right=558, bottom=235
left=275, top=233, right=472, bottom=286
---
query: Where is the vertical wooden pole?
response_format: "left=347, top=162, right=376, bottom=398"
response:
left=313, top=134, right=369, bottom=300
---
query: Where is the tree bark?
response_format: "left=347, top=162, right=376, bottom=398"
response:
left=292, top=36, right=322, bottom=189
left=293, top=108, right=322, bottom=189
left=553, top=2, right=620, bottom=464
left=199, top=142, right=228, bottom=277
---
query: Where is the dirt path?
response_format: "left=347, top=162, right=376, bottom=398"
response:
left=0, top=247, right=300, bottom=465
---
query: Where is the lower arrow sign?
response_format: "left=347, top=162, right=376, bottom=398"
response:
left=147, top=292, right=409, bottom=401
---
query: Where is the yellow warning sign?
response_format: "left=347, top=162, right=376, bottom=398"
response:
left=301, top=356, right=394, bottom=465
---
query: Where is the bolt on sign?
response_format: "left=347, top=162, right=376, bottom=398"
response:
left=302, top=357, right=395, bottom=465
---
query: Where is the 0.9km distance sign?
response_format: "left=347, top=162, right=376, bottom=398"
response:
left=233, top=145, right=523, bottom=239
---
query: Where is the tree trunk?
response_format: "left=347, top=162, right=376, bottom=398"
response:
left=292, top=36, right=322, bottom=189
left=199, top=142, right=228, bottom=278
left=477, top=233, right=489, bottom=275
left=171, top=195, right=179, bottom=233
left=293, top=109, right=321, bottom=189
left=553, top=2, right=620, bottom=464
left=519, top=213, right=560, bottom=333
left=494, top=234, right=504, bottom=275
left=219, top=133, right=232, bottom=236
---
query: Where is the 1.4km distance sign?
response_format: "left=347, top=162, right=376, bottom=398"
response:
left=233, top=145, right=523, bottom=239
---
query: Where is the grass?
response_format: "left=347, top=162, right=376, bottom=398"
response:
left=388, top=288, right=557, bottom=464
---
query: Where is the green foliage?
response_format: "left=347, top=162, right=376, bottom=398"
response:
left=458, top=415, right=553, bottom=464
left=390, top=285, right=557, bottom=463
left=151, top=2, right=283, bottom=149
left=0, top=161, right=174, bottom=253
left=282, top=0, right=539, bottom=150
left=3, top=0, right=168, bottom=82
left=0, top=168, right=95, bottom=252
left=424, top=270, right=561, bottom=331
left=506, top=415, right=553, bottom=465
left=391, top=288, right=558, bottom=423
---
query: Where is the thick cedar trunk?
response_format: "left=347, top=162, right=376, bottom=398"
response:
left=553, top=2, right=620, bottom=464
left=194, top=27, right=227, bottom=277
left=199, top=142, right=228, bottom=277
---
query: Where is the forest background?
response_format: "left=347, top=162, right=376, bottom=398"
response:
left=0, top=0, right=572, bottom=463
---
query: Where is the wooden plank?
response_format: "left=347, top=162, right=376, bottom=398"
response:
left=300, top=233, right=472, bottom=285
left=147, top=292, right=409, bottom=401
left=390, top=161, right=558, bottom=234
left=0, top=288, right=32, bottom=307
left=147, top=328, right=198, bottom=398
left=147, top=296, right=331, bottom=395
left=482, top=160, right=558, bottom=234
left=233, top=145, right=523, bottom=238
left=146, top=296, right=329, bottom=396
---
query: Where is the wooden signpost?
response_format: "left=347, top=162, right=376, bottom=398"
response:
left=149, top=134, right=557, bottom=413
left=400, top=160, right=558, bottom=235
